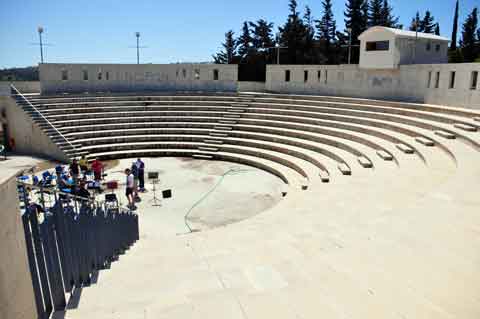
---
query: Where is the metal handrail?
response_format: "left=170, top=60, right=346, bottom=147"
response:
left=17, top=180, right=98, bottom=204
left=10, top=84, right=78, bottom=159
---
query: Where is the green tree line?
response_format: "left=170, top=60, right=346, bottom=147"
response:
left=213, top=0, right=480, bottom=73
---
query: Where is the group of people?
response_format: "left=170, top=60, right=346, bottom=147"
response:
left=124, top=158, right=145, bottom=210
left=55, top=156, right=105, bottom=200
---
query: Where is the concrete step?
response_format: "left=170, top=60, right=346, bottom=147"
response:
left=415, top=137, right=435, bottom=147
left=337, top=163, right=352, bottom=176
left=209, top=132, right=229, bottom=138
left=203, top=139, right=223, bottom=145
left=218, top=120, right=237, bottom=125
left=376, top=150, right=393, bottom=161
left=227, top=108, right=246, bottom=113
left=453, top=123, right=477, bottom=132
left=357, top=156, right=373, bottom=168
left=223, top=113, right=242, bottom=119
left=434, top=130, right=456, bottom=139
left=192, top=154, right=213, bottom=160
left=395, top=143, right=414, bottom=154
left=319, top=171, right=330, bottom=183
left=231, top=103, right=249, bottom=108
left=473, top=117, right=480, bottom=122
left=197, top=146, right=219, bottom=152
left=214, top=126, right=233, bottom=131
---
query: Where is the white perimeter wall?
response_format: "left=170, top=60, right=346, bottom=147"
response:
left=40, top=63, right=238, bottom=94
left=266, top=63, right=480, bottom=109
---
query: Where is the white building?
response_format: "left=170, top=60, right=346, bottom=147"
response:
left=358, top=26, right=449, bottom=69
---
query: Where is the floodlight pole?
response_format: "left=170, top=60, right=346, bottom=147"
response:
left=38, top=26, right=44, bottom=63
left=135, top=32, right=140, bottom=64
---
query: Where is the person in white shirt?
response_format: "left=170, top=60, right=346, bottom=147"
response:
left=125, top=168, right=135, bottom=209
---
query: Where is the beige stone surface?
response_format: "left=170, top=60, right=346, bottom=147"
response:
left=64, top=138, right=480, bottom=318
left=0, top=156, right=41, bottom=319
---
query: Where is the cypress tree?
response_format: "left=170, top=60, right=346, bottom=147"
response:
left=451, top=0, right=459, bottom=50
left=460, top=7, right=479, bottom=62
left=213, top=30, right=238, bottom=64
left=434, top=23, right=440, bottom=36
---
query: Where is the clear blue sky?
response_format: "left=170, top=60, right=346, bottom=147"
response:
left=0, top=0, right=477, bottom=68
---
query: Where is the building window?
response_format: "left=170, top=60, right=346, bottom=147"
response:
left=61, top=69, right=68, bottom=81
left=194, top=69, right=200, bottom=80
left=365, top=41, right=389, bottom=51
left=434, top=71, right=440, bottom=89
left=213, top=69, right=219, bottom=81
left=427, top=71, right=432, bottom=88
left=426, top=42, right=431, bottom=51
left=285, top=70, right=291, bottom=82
left=98, top=71, right=102, bottom=80
left=449, top=71, right=456, bottom=89
left=106, top=71, right=110, bottom=81
left=83, top=70, right=88, bottom=81
left=317, top=70, right=321, bottom=82
left=304, top=70, right=308, bottom=83
left=435, top=44, right=441, bottom=52
left=471, top=71, right=479, bottom=90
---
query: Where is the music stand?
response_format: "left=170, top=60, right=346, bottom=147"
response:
left=148, top=171, right=161, bottom=206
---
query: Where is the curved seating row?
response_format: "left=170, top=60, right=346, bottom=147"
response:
left=18, top=92, right=480, bottom=191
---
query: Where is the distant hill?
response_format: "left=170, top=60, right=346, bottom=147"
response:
left=0, top=66, right=39, bottom=81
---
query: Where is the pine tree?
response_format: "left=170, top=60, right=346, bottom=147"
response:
left=213, top=30, right=238, bottom=64
left=409, top=12, right=422, bottom=32
left=249, top=19, right=275, bottom=50
left=420, top=11, right=436, bottom=34
left=368, top=0, right=383, bottom=27
left=237, top=22, right=253, bottom=59
left=460, top=7, right=479, bottom=62
left=344, top=0, right=368, bottom=63
left=316, top=0, right=337, bottom=45
left=278, top=0, right=308, bottom=64
left=304, top=5, right=315, bottom=42
left=380, top=0, right=401, bottom=28
left=316, top=0, right=337, bottom=63
left=450, top=0, right=459, bottom=50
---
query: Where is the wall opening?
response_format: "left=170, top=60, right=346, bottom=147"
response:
left=285, top=70, right=291, bottom=82
left=317, top=70, right=321, bottom=82
left=97, top=71, right=102, bottom=80
left=434, top=71, right=440, bottom=88
left=83, top=70, right=88, bottom=81
left=449, top=71, right=456, bottom=89
left=427, top=71, right=432, bottom=88
left=61, top=69, right=68, bottom=81
left=194, top=69, right=200, bottom=80
left=471, top=71, right=478, bottom=90
left=304, top=70, right=308, bottom=83
left=106, top=71, right=110, bottom=81
left=213, top=69, right=219, bottom=81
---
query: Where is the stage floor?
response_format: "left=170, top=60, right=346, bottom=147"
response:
left=104, top=157, right=285, bottom=235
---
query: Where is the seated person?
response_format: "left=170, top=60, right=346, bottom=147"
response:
left=75, top=181, right=91, bottom=200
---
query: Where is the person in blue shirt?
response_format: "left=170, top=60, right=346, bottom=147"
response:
left=136, top=158, right=145, bottom=192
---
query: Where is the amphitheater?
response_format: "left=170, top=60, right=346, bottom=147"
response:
left=1, top=60, right=480, bottom=319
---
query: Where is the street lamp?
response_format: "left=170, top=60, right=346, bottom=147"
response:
left=135, top=32, right=140, bottom=64
left=38, top=26, right=44, bottom=63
